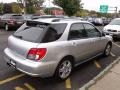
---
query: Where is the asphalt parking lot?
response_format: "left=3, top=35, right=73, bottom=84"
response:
left=0, top=27, right=120, bottom=90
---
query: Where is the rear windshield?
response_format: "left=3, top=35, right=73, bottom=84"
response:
left=13, top=21, right=67, bottom=43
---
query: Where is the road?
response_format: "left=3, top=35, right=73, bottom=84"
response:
left=0, top=27, right=120, bottom=90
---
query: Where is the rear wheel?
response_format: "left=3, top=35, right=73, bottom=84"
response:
left=104, top=43, right=112, bottom=56
left=54, top=59, right=73, bottom=81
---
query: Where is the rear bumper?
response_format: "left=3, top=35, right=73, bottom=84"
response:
left=4, top=48, right=58, bottom=77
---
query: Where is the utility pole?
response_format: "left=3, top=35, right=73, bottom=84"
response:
left=49, top=0, right=51, bottom=15
left=23, top=0, right=26, bottom=14
left=115, top=7, right=118, bottom=18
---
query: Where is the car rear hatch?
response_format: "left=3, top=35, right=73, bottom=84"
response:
left=8, top=35, right=39, bottom=58
left=8, top=21, right=49, bottom=59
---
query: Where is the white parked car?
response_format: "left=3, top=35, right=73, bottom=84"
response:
left=103, top=18, right=120, bottom=39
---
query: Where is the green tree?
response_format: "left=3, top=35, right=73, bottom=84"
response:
left=3, top=3, right=12, bottom=13
left=54, top=0, right=82, bottom=16
left=0, top=3, right=3, bottom=14
left=12, top=3, right=22, bottom=14
left=17, top=0, right=44, bottom=14
left=26, top=6, right=35, bottom=14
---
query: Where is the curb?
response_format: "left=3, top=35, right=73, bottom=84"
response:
left=79, top=56, right=120, bottom=90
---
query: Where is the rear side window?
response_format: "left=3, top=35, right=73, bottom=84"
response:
left=42, top=24, right=67, bottom=43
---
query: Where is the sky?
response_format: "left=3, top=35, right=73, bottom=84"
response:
left=0, top=0, right=120, bottom=13
left=81, top=0, right=120, bottom=12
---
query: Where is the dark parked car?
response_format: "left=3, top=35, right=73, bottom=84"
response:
left=0, top=14, right=24, bottom=31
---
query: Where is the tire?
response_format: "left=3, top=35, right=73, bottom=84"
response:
left=103, top=43, right=112, bottom=56
left=5, top=24, right=9, bottom=31
left=54, top=59, right=73, bottom=81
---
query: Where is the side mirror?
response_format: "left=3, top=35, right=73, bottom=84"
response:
left=102, top=32, right=106, bottom=36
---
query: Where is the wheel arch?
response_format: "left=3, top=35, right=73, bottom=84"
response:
left=107, top=41, right=112, bottom=47
left=53, top=55, right=75, bottom=78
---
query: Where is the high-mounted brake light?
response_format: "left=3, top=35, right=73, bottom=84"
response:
left=27, top=48, right=47, bottom=61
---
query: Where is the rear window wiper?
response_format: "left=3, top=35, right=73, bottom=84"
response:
left=13, top=35, right=23, bottom=39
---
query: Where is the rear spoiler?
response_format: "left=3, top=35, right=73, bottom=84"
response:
left=26, top=20, right=50, bottom=27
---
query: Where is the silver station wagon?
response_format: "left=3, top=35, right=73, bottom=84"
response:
left=4, top=18, right=112, bottom=80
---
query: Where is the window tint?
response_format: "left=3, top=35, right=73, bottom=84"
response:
left=68, top=23, right=87, bottom=40
left=14, top=22, right=67, bottom=43
left=42, top=24, right=67, bottom=42
left=14, top=23, right=46, bottom=43
left=83, top=24, right=101, bottom=37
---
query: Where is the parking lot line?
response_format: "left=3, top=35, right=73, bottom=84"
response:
left=0, top=74, right=25, bottom=85
left=94, top=60, right=101, bottom=69
left=65, top=78, right=71, bottom=89
left=15, top=86, right=25, bottom=90
left=110, top=52, right=116, bottom=57
left=24, top=83, right=36, bottom=90
left=113, top=42, right=120, bottom=48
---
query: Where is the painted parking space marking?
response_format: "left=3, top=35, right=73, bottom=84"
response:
left=113, top=42, right=120, bottom=48
left=0, top=74, right=25, bottom=85
left=94, top=60, right=101, bottom=69
left=15, top=86, right=25, bottom=90
left=65, top=78, right=72, bottom=89
left=110, top=52, right=116, bottom=57
left=15, top=83, right=36, bottom=90
left=24, top=83, right=36, bottom=90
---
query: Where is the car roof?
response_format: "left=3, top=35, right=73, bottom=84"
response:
left=34, top=18, right=90, bottom=24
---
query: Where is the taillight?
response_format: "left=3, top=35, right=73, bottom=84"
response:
left=27, top=48, right=47, bottom=61
left=8, top=20, right=15, bottom=24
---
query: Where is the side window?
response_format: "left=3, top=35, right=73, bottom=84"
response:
left=42, top=24, right=67, bottom=43
left=68, top=23, right=87, bottom=40
left=83, top=24, right=101, bottom=38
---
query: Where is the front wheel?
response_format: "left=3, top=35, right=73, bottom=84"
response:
left=54, top=59, right=73, bottom=81
left=5, top=24, right=9, bottom=31
left=104, top=43, right=112, bottom=56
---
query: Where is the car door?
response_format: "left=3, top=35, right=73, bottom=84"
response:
left=83, top=23, right=107, bottom=56
left=68, top=23, right=93, bottom=63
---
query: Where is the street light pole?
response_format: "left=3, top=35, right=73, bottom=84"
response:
left=115, top=7, right=118, bottom=18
